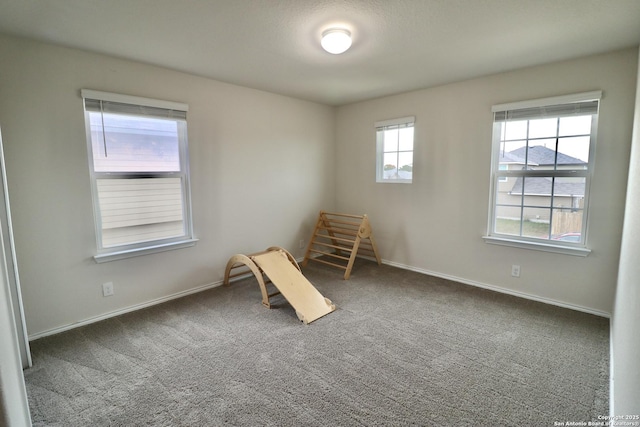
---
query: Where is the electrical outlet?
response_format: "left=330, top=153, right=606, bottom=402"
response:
left=299, top=239, right=305, bottom=249
left=102, top=282, right=114, bottom=297
left=511, top=265, right=521, bottom=278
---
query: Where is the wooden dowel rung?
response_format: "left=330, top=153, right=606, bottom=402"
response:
left=317, top=226, right=358, bottom=237
left=313, top=232, right=356, bottom=244
left=318, top=224, right=358, bottom=231
left=228, top=269, right=252, bottom=279
left=311, top=241, right=354, bottom=252
left=308, top=257, right=348, bottom=270
left=267, top=291, right=281, bottom=298
left=322, top=212, right=365, bottom=219
left=227, top=263, right=247, bottom=270
left=356, top=242, right=373, bottom=249
left=358, top=248, right=373, bottom=254
left=324, top=218, right=361, bottom=227
left=309, top=248, right=350, bottom=261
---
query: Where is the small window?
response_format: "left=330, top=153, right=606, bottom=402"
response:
left=376, top=116, right=415, bottom=183
left=485, top=91, right=600, bottom=255
left=82, top=90, right=196, bottom=262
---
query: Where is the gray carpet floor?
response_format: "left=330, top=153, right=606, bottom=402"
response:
left=24, top=260, right=609, bottom=426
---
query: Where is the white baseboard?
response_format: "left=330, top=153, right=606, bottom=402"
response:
left=381, top=259, right=611, bottom=318
left=28, top=256, right=610, bottom=341
left=610, top=320, right=615, bottom=417
left=28, top=280, right=225, bottom=341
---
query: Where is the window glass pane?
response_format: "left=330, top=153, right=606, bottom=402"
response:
left=397, top=152, right=413, bottom=180
left=559, top=115, right=592, bottom=137
left=382, top=153, right=398, bottom=179
left=383, top=128, right=398, bottom=152
left=528, top=118, right=558, bottom=139
left=511, top=176, right=552, bottom=208
left=524, top=192, right=553, bottom=210
left=398, top=126, right=414, bottom=151
left=525, top=140, right=556, bottom=168
left=494, top=175, right=586, bottom=241
left=504, top=120, right=527, bottom=141
left=521, top=207, right=551, bottom=239
left=494, top=170, right=523, bottom=236
left=551, top=209, right=583, bottom=241
left=499, top=140, right=527, bottom=168
left=552, top=177, right=586, bottom=205
left=494, top=206, right=523, bottom=236
left=557, top=136, right=590, bottom=165
left=90, top=112, right=181, bottom=173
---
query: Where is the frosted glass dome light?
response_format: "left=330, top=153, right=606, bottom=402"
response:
left=321, top=28, right=352, bottom=54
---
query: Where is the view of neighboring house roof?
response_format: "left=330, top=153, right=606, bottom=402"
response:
left=510, top=176, right=585, bottom=197
left=498, top=151, right=529, bottom=165
left=503, top=146, right=586, bottom=166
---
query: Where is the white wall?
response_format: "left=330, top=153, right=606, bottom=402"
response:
left=611, top=47, right=640, bottom=416
left=336, top=48, right=638, bottom=315
left=0, top=32, right=636, bottom=340
left=0, top=35, right=336, bottom=336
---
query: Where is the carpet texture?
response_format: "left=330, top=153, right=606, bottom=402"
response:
left=24, top=260, right=609, bottom=426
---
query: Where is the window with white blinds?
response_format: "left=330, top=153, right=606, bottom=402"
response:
left=484, top=91, right=601, bottom=256
left=375, top=116, right=415, bottom=183
left=82, top=90, right=195, bottom=261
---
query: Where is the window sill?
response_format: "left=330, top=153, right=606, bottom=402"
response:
left=93, top=238, right=199, bottom=263
left=482, top=236, right=591, bottom=257
left=376, top=180, right=412, bottom=184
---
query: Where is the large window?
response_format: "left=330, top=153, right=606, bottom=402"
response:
left=375, top=116, right=415, bottom=183
left=82, top=90, right=196, bottom=262
left=485, top=91, right=601, bottom=256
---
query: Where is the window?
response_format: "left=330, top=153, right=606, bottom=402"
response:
left=485, top=91, right=601, bottom=256
left=376, top=116, right=415, bottom=183
left=82, top=90, right=196, bottom=262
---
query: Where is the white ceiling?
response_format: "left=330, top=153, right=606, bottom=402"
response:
left=1, top=0, right=639, bottom=106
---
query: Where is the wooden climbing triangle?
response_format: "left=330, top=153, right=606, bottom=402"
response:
left=302, top=211, right=381, bottom=279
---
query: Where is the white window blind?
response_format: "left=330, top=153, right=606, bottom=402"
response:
left=493, top=99, right=599, bottom=121
left=82, top=90, right=194, bottom=259
left=96, top=178, right=185, bottom=247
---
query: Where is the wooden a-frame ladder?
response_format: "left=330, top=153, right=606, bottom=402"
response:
left=302, top=211, right=381, bottom=279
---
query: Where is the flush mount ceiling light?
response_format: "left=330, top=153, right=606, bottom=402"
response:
left=321, top=28, right=352, bottom=54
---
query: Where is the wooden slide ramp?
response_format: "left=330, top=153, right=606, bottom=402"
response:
left=224, top=247, right=335, bottom=324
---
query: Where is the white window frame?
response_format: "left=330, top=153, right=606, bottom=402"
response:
left=498, top=164, right=508, bottom=182
left=375, top=116, right=415, bottom=183
left=483, top=91, right=601, bottom=257
left=82, top=89, right=197, bottom=263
